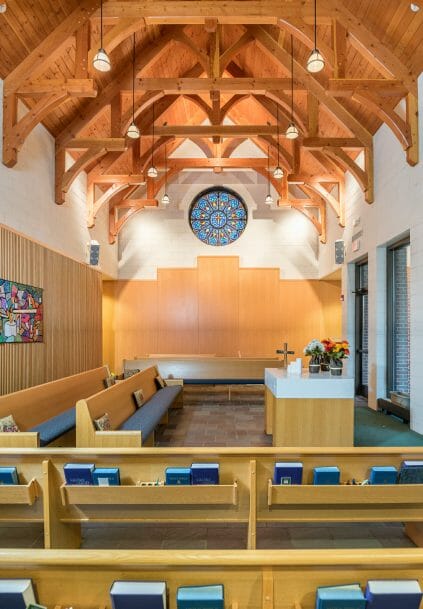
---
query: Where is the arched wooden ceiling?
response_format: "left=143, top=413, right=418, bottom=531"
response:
left=1, top=0, right=422, bottom=243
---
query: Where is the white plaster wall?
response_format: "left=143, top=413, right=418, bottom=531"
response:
left=118, top=169, right=320, bottom=280
left=0, top=79, right=118, bottom=278
left=319, top=73, right=423, bottom=433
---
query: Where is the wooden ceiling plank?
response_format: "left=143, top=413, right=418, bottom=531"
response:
left=332, top=1, right=417, bottom=95
left=249, top=25, right=373, bottom=147
left=4, top=0, right=98, bottom=93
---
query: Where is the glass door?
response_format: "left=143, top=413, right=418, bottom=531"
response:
left=355, top=261, right=368, bottom=398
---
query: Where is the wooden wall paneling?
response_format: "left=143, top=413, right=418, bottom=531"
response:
left=157, top=268, right=199, bottom=354
left=319, top=280, right=343, bottom=339
left=198, top=256, right=239, bottom=356
left=102, top=281, right=116, bottom=371
left=114, top=280, right=158, bottom=366
left=239, top=268, right=281, bottom=356
left=0, top=225, right=103, bottom=395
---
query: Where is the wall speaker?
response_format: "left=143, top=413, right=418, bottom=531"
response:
left=87, top=240, right=100, bottom=266
left=335, top=239, right=345, bottom=264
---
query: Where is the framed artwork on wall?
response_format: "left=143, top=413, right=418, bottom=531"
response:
left=0, top=278, right=43, bottom=343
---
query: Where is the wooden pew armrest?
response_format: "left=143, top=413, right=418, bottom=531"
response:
left=0, top=432, right=39, bottom=448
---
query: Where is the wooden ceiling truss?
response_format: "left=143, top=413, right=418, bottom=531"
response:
left=1, top=0, right=422, bottom=242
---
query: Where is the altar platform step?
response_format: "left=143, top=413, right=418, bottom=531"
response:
left=183, top=384, right=265, bottom=405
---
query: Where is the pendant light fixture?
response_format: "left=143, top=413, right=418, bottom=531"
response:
left=273, top=104, right=284, bottom=179
left=286, top=35, right=299, bottom=140
left=126, top=34, right=140, bottom=139
left=161, top=144, right=170, bottom=205
left=265, top=145, right=273, bottom=205
left=92, top=0, right=111, bottom=72
left=147, top=103, right=158, bottom=178
left=306, top=0, right=325, bottom=73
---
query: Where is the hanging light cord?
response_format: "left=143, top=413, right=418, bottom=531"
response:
left=268, top=145, right=271, bottom=194
left=100, top=0, right=104, bottom=48
left=314, top=0, right=317, bottom=49
left=151, top=103, right=155, bottom=167
left=291, top=34, right=294, bottom=122
left=276, top=104, right=280, bottom=167
left=132, top=33, right=135, bottom=122
left=164, top=144, right=167, bottom=191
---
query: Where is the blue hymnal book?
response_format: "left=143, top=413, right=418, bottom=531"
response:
left=191, top=463, right=219, bottom=485
left=274, top=462, right=303, bottom=485
left=0, top=578, right=36, bottom=609
left=177, top=585, right=224, bottom=609
left=366, top=580, right=423, bottom=609
left=316, top=584, right=366, bottom=609
left=165, top=467, right=191, bottom=485
left=369, top=466, right=398, bottom=485
left=93, top=467, right=120, bottom=486
left=399, top=461, right=423, bottom=484
left=110, top=581, right=166, bottom=609
left=0, top=467, right=18, bottom=485
left=313, top=467, right=340, bottom=485
left=64, top=463, right=95, bottom=485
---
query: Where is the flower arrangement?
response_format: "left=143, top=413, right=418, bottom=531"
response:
left=304, top=339, right=324, bottom=364
left=322, top=338, right=350, bottom=361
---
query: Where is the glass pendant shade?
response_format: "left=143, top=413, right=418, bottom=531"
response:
left=307, top=48, right=325, bottom=73
left=161, top=193, right=170, bottom=206
left=265, top=194, right=274, bottom=205
left=273, top=166, right=284, bottom=179
left=126, top=122, right=140, bottom=139
left=147, top=166, right=158, bottom=178
left=92, top=47, right=111, bottom=72
left=286, top=122, right=299, bottom=140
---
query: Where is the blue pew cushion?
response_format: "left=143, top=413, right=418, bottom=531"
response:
left=184, top=378, right=263, bottom=385
left=29, top=406, right=76, bottom=446
left=119, top=385, right=181, bottom=441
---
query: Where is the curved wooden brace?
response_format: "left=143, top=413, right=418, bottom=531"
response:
left=109, top=184, right=142, bottom=243
left=188, top=137, right=214, bottom=158
left=88, top=18, right=146, bottom=70
left=183, top=95, right=213, bottom=121
left=121, top=90, right=167, bottom=134
left=322, top=146, right=369, bottom=196
left=293, top=204, right=323, bottom=239
left=4, top=92, right=67, bottom=167
left=88, top=182, right=130, bottom=227
left=277, top=18, right=335, bottom=70
left=220, top=32, right=254, bottom=73
left=222, top=137, right=247, bottom=157
left=257, top=135, right=293, bottom=173
left=353, top=92, right=411, bottom=150
left=263, top=92, right=308, bottom=135
left=302, top=182, right=345, bottom=227
left=220, top=94, right=251, bottom=122
left=61, top=147, right=107, bottom=200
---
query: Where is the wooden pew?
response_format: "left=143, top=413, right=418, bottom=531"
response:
left=76, top=366, right=182, bottom=448
left=1, top=548, right=423, bottom=609
left=37, top=446, right=423, bottom=549
left=0, top=366, right=110, bottom=448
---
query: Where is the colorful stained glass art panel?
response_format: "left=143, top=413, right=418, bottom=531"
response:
left=0, top=279, right=43, bottom=343
left=189, top=188, right=248, bottom=246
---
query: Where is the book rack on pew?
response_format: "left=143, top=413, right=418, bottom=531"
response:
left=2, top=548, right=423, bottom=609
left=3, top=447, right=423, bottom=548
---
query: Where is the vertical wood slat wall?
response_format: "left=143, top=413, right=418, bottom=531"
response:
left=106, top=256, right=342, bottom=370
left=0, top=226, right=103, bottom=395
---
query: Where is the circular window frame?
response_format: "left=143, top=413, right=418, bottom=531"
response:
left=188, top=186, right=248, bottom=247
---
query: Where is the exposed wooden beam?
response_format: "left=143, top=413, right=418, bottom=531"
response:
left=65, top=138, right=127, bottom=151
left=332, top=1, right=417, bottom=95
left=88, top=182, right=130, bottom=227
left=332, top=20, right=347, bottom=79
left=249, top=25, right=373, bottom=146
left=302, top=137, right=363, bottom=149
left=406, top=93, right=419, bottom=167
left=328, top=79, right=408, bottom=97
left=364, top=147, right=374, bottom=204
left=3, top=0, right=98, bottom=93
left=17, top=79, right=97, bottom=98
left=100, top=1, right=331, bottom=22
left=322, top=146, right=369, bottom=196
left=136, top=77, right=304, bottom=93
left=220, top=32, right=254, bottom=73
left=92, top=174, right=146, bottom=184
left=75, top=21, right=90, bottom=79
left=152, top=125, right=283, bottom=137
left=308, top=93, right=319, bottom=137
left=61, top=147, right=107, bottom=200
left=163, top=158, right=270, bottom=169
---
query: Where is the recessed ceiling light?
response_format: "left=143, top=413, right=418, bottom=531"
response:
left=410, top=3, right=421, bottom=12
left=0, top=4, right=7, bottom=13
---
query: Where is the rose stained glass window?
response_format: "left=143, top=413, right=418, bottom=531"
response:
left=189, top=188, right=248, bottom=246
